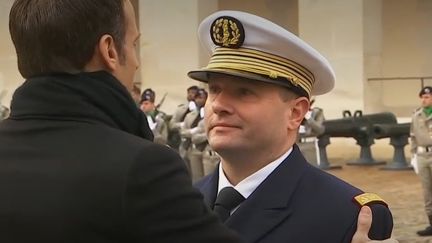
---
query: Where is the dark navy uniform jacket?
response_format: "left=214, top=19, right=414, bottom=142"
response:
left=195, top=145, right=393, bottom=243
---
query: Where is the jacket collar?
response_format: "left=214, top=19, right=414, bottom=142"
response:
left=9, top=71, right=154, bottom=141
left=198, top=144, right=309, bottom=243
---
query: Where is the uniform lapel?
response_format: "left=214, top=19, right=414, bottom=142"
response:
left=225, top=145, right=309, bottom=243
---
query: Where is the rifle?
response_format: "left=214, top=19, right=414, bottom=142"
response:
left=156, top=92, right=168, bottom=110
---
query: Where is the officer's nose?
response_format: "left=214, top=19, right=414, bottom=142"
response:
left=209, top=90, right=234, bottom=115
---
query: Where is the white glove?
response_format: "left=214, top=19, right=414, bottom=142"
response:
left=411, top=154, right=418, bottom=174
left=190, top=127, right=200, bottom=134
left=298, top=125, right=306, bottom=134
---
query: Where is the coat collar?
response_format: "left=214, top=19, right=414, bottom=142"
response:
left=9, top=71, right=154, bottom=141
left=197, top=144, right=310, bottom=243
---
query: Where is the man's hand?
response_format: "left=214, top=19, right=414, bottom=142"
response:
left=351, top=206, right=398, bottom=243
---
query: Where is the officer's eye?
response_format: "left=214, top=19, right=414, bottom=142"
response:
left=238, top=88, right=254, bottom=96
left=208, top=85, right=221, bottom=95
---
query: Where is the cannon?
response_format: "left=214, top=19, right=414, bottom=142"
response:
left=373, top=123, right=410, bottom=139
left=373, top=123, right=412, bottom=170
left=317, top=112, right=398, bottom=166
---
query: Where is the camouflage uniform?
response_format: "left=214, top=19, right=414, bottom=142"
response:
left=191, top=119, right=220, bottom=176
left=189, top=119, right=206, bottom=182
left=147, top=110, right=169, bottom=145
left=140, top=89, right=169, bottom=145
left=301, top=107, right=325, bottom=138
left=297, top=107, right=325, bottom=166
left=411, top=107, right=432, bottom=216
left=168, top=102, right=194, bottom=150
left=179, top=109, right=201, bottom=168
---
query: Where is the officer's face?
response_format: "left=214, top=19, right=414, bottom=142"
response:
left=421, top=94, right=432, bottom=108
left=205, top=75, right=299, bottom=157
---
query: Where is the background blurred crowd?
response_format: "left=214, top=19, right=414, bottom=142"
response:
left=133, top=85, right=218, bottom=182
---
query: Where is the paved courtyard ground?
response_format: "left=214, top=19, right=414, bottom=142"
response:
left=325, top=138, right=430, bottom=243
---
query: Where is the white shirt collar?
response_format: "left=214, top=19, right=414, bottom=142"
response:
left=217, top=147, right=293, bottom=199
left=146, top=115, right=157, bottom=131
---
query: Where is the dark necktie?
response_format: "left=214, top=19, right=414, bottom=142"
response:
left=213, top=187, right=245, bottom=222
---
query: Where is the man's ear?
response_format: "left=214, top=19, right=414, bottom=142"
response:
left=98, top=34, right=119, bottom=71
left=287, top=97, right=310, bottom=130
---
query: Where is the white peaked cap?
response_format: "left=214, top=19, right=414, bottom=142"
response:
left=188, top=10, right=335, bottom=97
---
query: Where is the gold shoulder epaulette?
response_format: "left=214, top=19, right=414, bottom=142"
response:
left=353, top=193, right=388, bottom=207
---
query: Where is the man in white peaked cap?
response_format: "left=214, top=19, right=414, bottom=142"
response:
left=191, top=10, right=394, bottom=243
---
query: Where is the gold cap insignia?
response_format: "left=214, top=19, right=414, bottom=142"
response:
left=210, top=16, right=245, bottom=49
left=353, top=193, right=388, bottom=207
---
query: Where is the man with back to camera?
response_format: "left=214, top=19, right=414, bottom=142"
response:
left=411, top=86, right=432, bottom=236
left=0, top=0, right=395, bottom=242
left=0, top=1, right=241, bottom=242
left=190, top=10, right=394, bottom=243
left=130, top=84, right=141, bottom=107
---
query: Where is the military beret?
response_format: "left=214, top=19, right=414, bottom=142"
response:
left=140, top=88, right=155, bottom=103
left=187, top=85, right=199, bottom=92
left=419, top=86, right=432, bottom=97
left=196, top=88, right=208, bottom=98
left=188, top=10, right=335, bottom=98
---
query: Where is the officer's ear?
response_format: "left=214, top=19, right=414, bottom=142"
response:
left=286, top=96, right=309, bottom=130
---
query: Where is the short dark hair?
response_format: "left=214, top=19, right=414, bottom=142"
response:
left=196, top=88, right=208, bottom=98
left=187, top=85, right=199, bottom=92
left=279, top=87, right=299, bottom=102
left=9, top=0, right=126, bottom=78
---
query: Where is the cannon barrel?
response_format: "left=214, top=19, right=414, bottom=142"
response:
left=373, top=123, right=411, bottom=139
left=318, top=112, right=398, bottom=166
left=321, top=112, right=397, bottom=138
left=353, top=112, right=397, bottom=124
left=321, top=121, right=367, bottom=137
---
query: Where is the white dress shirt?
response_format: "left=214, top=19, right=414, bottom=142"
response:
left=217, top=147, right=293, bottom=213
left=146, top=115, right=157, bottom=131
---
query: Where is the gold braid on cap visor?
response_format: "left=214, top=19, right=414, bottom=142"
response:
left=205, top=47, right=315, bottom=96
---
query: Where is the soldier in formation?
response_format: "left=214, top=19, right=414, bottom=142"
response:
left=411, top=86, right=432, bottom=236
left=168, top=85, right=199, bottom=150
left=139, top=88, right=169, bottom=145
